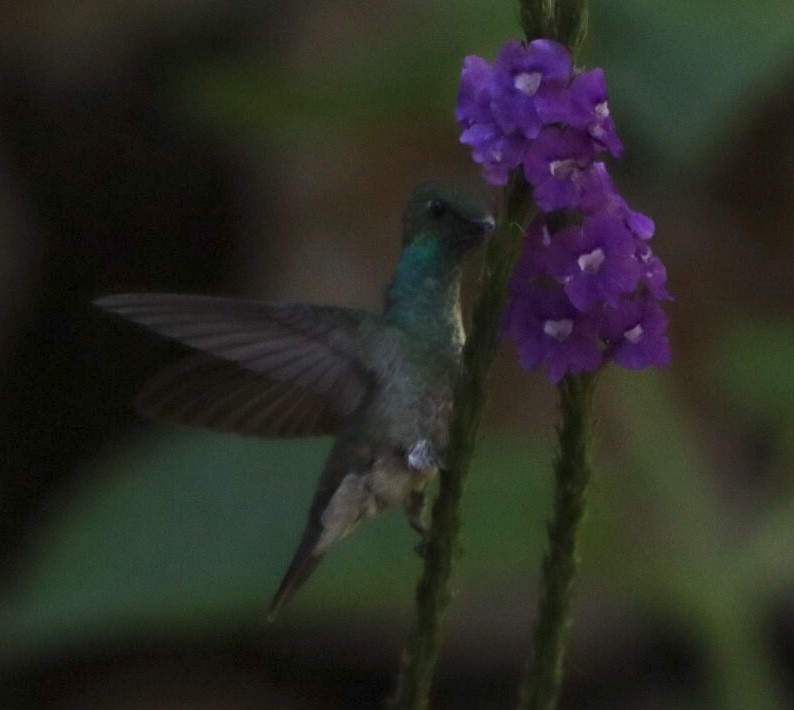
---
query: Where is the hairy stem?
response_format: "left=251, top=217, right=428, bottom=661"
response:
left=517, top=374, right=596, bottom=710
left=389, top=175, right=533, bottom=710
left=513, top=3, right=592, bottom=706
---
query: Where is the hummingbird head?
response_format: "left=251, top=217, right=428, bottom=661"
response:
left=386, top=183, right=494, bottom=335
left=401, top=183, right=495, bottom=257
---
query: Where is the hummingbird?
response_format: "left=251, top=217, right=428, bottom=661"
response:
left=94, top=183, right=494, bottom=619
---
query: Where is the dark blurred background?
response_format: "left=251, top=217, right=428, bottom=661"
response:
left=1, top=1, right=793, bottom=708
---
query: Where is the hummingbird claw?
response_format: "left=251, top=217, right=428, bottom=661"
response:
left=437, top=447, right=450, bottom=471
left=413, top=516, right=432, bottom=558
left=404, top=489, right=429, bottom=534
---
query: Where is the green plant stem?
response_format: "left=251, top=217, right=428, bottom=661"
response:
left=512, top=3, right=592, bottom=706
left=519, top=0, right=588, bottom=53
left=389, top=175, right=533, bottom=710
left=517, top=374, right=596, bottom=710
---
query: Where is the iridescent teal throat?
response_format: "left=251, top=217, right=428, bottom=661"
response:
left=384, top=235, right=464, bottom=350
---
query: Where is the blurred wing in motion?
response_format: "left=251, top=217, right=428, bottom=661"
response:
left=94, top=293, right=375, bottom=437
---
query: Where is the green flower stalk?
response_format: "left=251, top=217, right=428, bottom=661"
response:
left=517, top=373, right=595, bottom=709
left=390, top=174, right=533, bottom=710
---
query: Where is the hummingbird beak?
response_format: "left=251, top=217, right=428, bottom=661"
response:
left=476, top=215, right=496, bottom=235
left=462, top=214, right=496, bottom=246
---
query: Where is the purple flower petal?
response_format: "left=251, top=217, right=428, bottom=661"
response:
left=603, top=295, right=671, bottom=369
left=627, top=209, right=655, bottom=240
left=578, top=163, right=655, bottom=240
left=460, top=122, right=525, bottom=186
left=636, top=243, right=672, bottom=301
left=565, top=69, right=624, bottom=157
left=504, top=284, right=603, bottom=382
left=494, top=39, right=573, bottom=85
left=456, top=55, right=494, bottom=125
left=523, top=39, right=574, bottom=81
left=576, top=162, right=617, bottom=213
left=509, top=217, right=554, bottom=294
left=523, top=126, right=596, bottom=211
left=549, top=214, right=642, bottom=310
left=488, top=40, right=575, bottom=139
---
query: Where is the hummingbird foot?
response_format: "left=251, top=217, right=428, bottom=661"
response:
left=404, top=489, right=429, bottom=533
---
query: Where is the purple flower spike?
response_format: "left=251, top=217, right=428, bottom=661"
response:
left=457, top=39, right=670, bottom=379
left=549, top=214, right=642, bottom=311
left=603, top=295, right=671, bottom=369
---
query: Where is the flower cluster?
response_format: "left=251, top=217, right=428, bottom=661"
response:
left=457, top=39, right=671, bottom=382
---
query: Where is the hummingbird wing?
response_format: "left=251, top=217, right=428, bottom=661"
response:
left=94, top=293, right=376, bottom=437
left=133, top=352, right=353, bottom=437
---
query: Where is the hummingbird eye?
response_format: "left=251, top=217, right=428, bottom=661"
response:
left=428, top=199, right=447, bottom=218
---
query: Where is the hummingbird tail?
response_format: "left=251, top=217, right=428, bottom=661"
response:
left=267, top=543, right=324, bottom=622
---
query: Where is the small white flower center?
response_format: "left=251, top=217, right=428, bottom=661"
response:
left=543, top=319, right=574, bottom=342
left=595, top=101, right=610, bottom=120
left=589, top=124, right=606, bottom=140
left=623, top=324, right=644, bottom=344
left=514, top=71, right=542, bottom=96
left=577, top=248, right=605, bottom=274
left=549, top=159, right=578, bottom=179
